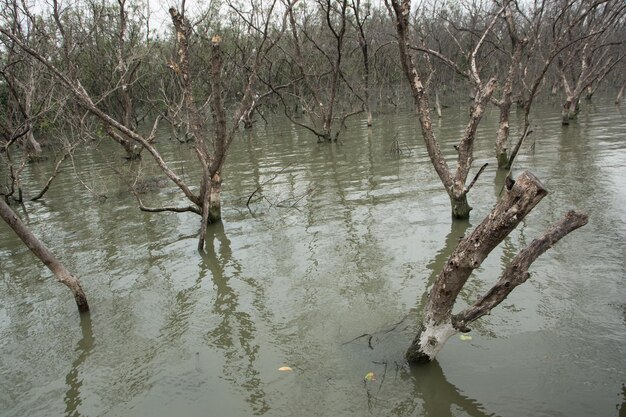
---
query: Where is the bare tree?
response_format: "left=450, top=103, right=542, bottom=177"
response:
left=272, top=0, right=364, bottom=142
left=556, top=0, right=625, bottom=124
left=351, top=0, right=373, bottom=126
left=493, top=0, right=526, bottom=168
left=168, top=0, right=295, bottom=248
left=388, top=0, right=498, bottom=219
left=1, top=0, right=295, bottom=251
left=0, top=0, right=54, bottom=162
left=405, top=171, right=587, bottom=363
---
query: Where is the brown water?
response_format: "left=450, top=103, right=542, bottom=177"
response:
left=1, top=97, right=625, bottom=417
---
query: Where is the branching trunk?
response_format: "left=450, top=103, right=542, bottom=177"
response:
left=405, top=171, right=587, bottom=363
left=495, top=1, right=524, bottom=169
left=390, top=0, right=498, bottom=219
left=0, top=199, right=89, bottom=313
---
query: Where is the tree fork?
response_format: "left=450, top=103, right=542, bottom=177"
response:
left=406, top=171, right=587, bottom=364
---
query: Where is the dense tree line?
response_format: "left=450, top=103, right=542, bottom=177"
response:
left=0, top=0, right=621, bottom=361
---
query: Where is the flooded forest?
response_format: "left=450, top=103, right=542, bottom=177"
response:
left=1, top=0, right=625, bottom=416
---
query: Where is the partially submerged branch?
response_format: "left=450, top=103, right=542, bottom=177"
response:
left=0, top=199, right=89, bottom=313
left=406, top=171, right=587, bottom=364
left=453, top=210, right=589, bottom=330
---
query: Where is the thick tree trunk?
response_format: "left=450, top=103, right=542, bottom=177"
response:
left=450, top=194, right=471, bottom=219
left=568, top=97, right=580, bottom=120
left=406, top=171, right=586, bottom=364
left=208, top=173, right=222, bottom=223
left=24, top=129, right=43, bottom=161
left=0, top=199, right=89, bottom=313
left=562, top=97, right=573, bottom=125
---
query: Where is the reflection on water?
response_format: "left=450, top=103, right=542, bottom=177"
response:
left=395, top=362, right=496, bottom=417
left=64, top=313, right=94, bottom=417
left=202, top=222, right=269, bottom=415
left=1, top=99, right=625, bottom=417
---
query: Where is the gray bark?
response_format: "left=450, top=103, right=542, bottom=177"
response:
left=390, top=0, right=497, bottom=219
left=0, top=199, right=89, bottom=313
left=406, top=171, right=587, bottom=363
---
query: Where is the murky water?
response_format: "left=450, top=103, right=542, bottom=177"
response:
left=1, top=97, right=625, bottom=417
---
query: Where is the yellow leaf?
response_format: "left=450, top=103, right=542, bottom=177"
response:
left=364, top=372, right=376, bottom=381
left=278, top=366, right=293, bottom=372
left=459, top=334, right=472, bottom=341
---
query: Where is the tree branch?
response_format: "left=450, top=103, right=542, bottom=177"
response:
left=453, top=210, right=589, bottom=331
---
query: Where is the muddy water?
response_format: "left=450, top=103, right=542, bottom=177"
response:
left=1, top=97, right=625, bottom=417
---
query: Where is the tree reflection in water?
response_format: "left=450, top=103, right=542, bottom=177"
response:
left=63, top=313, right=94, bottom=417
left=202, top=222, right=270, bottom=415
left=391, top=361, right=497, bottom=417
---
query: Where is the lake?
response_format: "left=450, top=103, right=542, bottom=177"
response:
left=1, top=96, right=625, bottom=416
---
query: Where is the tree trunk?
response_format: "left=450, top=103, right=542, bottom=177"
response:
left=24, top=129, right=43, bottom=161
left=208, top=172, right=222, bottom=223
left=0, top=199, right=89, bottom=313
left=616, top=83, right=625, bottom=105
left=561, top=97, right=573, bottom=125
left=495, top=112, right=511, bottom=168
left=406, top=171, right=587, bottom=364
left=434, top=90, right=442, bottom=119
left=450, top=194, right=471, bottom=219
left=567, top=97, right=580, bottom=120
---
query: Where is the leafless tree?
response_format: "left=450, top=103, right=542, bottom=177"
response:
left=405, top=171, right=587, bottom=363
left=271, top=0, right=365, bottom=142
left=351, top=0, right=373, bottom=126
left=1, top=0, right=296, bottom=251
left=555, top=0, right=625, bottom=124
left=388, top=0, right=498, bottom=218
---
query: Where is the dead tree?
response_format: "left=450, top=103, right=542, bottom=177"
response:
left=103, top=0, right=147, bottom=160
left=493, top=0, right=526, bottom=169
left=351, top=0, right=373, bottom=126
left=276, top=0, right=364, bottom=142
left=0, top=0, right=53, bottom=162
left=0, top=199, right=90, bottom=313
left=1, top=0, right=294, bottom=251
left=168, top=1, right=294, bottom=249
left=388, top=0, right=498, bottom=219
left=555, top=0, right=625, bottom=124
left=405, top=171, right=587, bottom=363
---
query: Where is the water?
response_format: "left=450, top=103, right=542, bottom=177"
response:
left=1, top=98, right=625, bottom=417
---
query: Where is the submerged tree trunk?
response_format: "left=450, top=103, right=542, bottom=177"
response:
left=615, top=83, right=625, bottom=105
left=0, top=199, right=89, bottom=313
left=450, top=194, right=471, bottom=219
left=406, top=171, right=587, bottom=363
left=390, top=0, right=497, bottom=220
left=562, top=97, right=573, bottom=125
left=494, top=6, right=523, bottom=169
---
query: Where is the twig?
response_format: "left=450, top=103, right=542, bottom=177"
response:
left=466, top=162, right=489, bottom=193
left=246, top=163, right=293, bottom=208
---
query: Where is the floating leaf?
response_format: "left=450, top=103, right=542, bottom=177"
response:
left=364, top=372, right=376, bottom=381
left=278, top=366, right=293, bottom=372
left=459, top=334, right=472, bottom=341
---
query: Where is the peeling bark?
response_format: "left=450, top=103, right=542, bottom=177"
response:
left=406, top=171, right=587, bottom=363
